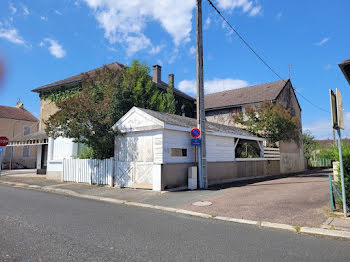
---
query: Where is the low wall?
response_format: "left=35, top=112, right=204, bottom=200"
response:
left=161, top=160, right=280, bottom=190
left=2, top=158, right=36, bottom=169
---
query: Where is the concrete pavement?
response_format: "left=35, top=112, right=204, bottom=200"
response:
left=1, top=185, right=350, bottom=261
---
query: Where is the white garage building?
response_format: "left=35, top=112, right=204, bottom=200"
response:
left=113, top=107, right=279, bottom=191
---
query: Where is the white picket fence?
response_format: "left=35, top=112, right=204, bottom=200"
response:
left=62, top=158, right=114, bottom=186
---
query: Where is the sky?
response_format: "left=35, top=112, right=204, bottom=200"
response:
left=0, top=0, right=349, bottom=139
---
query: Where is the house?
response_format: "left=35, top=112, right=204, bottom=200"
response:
left=204, top=79, right=305, bottom=174
left=339, top=58, right=350, bottom=86
left=28, top=62, right=196, bottom=179
left=0, top=101, right=39, bottom=169
left=112, top=107, right=280, bottom=191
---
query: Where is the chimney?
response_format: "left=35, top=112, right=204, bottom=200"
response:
left=152, top=65, right=161, bottom=84
left=168, top=74, right=174, bottom=88
left=16, top=100, right=24, bottom=109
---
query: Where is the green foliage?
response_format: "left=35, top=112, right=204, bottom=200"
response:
left=235, top=140, right=260, bottom=158
left=45, top=60, right=178, bottom=159
left=233, top=102, right=299, bottom=145
left=322, top=142, right=350, bottom=206
left=337, top=146, right=350, bottom=206
left=159, top=77, right=177, bottom=114
left=302, top=131, right=318, bottom=163
left=318, top=142, right=350, bottom=161
left=39, top=85, right=82, bottom=103
left=77, top=145, right=94, bottom=159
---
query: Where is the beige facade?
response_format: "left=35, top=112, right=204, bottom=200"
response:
left=39, top=98, right=59, bottom=130
left=0, top=117, right=39, bottom=168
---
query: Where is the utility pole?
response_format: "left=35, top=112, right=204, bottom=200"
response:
left=196, top=0, right=208, bottom=188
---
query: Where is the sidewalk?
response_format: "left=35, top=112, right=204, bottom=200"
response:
left=1, top=169, right=350, bottom=240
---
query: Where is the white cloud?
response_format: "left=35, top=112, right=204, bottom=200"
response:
left=9, top=3, right=17, bottom=15
left=83, top=0, right=195, bottom=55
left=83, top=0, right=263, bottom=56
left=189, top=45, right=196, bottom=55
left=55, top=10, right=62, bottom=15
left=216, top=0, right=262, bottom=16
left=178, top=78, right=249, bottom=95
left=0, top=23, right=25, bottom=45
left=40, top=16, right=48, bottom=21
left=315, top=37, right=330, bottom=46
left=324, top=64, right=332, bottom=70
left=149, top=44, right=164, bottom=55
left=41, top=38, right=66, bottom=58
left=22, top=5, right=30, bottom=15
left=276, top=12, right=282, bottom=20
left=303, top=112, right=350, bottom=139
left=204, top=17, right=211, bottom=30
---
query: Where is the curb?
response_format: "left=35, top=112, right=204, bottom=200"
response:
left=1, top=180, right=349, bottom=241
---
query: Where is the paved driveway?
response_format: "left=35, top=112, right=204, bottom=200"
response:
left=183, top=169, right=331, bottom=227
left=0, top=168, right=332, bottom=227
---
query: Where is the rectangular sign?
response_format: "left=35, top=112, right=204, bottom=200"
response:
left=191, top=138, right=202, bottom=146
left=330, top=89, right=338, bottom=129
left=336, top=88, right=345, bottom=130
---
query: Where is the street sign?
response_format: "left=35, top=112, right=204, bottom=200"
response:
left=0, top=137, right=9, bottom=146
left=336, top=88, right=345, bottom=130
left=191, top=128, right=201, bottom=138
left=330, top=89, right=345, bottom=130
left=191, top=138, right=202, bottom=146
left=330, top=90, right=337, bottom=129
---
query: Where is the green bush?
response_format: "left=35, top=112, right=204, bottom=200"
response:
left=325, top=142, right=350, bottom=206
left=77, top=145, right=94, bottom=159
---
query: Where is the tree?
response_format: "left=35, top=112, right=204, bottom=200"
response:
left=159, top=76, right=177, bottom=114
left=302, top=130, right=318, bottom=165
left=233, top=102, right=299, bottom=145
left=45, top=60, right=177, bottom=159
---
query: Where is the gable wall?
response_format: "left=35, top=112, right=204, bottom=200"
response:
left=39, top=98, right=59, bottom=130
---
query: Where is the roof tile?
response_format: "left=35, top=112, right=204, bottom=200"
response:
left=0, top=105, right=38, bottom=122
left=205, top=79, right=288, bottom=110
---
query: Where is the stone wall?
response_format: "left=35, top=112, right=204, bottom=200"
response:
left=161, top=160, right=281, bottom=190
left=39, top=99, right=59, bottom=130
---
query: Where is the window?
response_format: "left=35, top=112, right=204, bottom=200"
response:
left=170, top=148, right=187, bottom=157
left=23, top=126, right=31, bottom=136
left=22, top=146, right=30, bottom=157
left=235, top=140, right=260, bottom=158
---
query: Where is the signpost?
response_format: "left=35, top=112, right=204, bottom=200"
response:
left=0, top=137, right=9, bottom=146
left=330, top=88, right=347, bottom=217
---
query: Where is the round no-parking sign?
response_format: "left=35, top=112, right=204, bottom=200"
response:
left=190, top=128, right=201, bottom=138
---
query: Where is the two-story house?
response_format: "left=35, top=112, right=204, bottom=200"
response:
left=205, top=79, right=305, bottom=174
left=30, top=62, right=196, bottom=179
left=0, top=101, right=39, bottom=169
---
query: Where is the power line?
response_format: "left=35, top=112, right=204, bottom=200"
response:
left=206, top=0, right=330, bottom=113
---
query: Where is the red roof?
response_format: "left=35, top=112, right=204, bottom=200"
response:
left=32, top=62, right=124, bottom=93
left=339, top=58, right=350, bottom=65
left=0, top=105, right=38, bottom=122
left=32, top=61, right=195, bottom=101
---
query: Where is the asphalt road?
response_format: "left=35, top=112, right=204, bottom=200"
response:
left=0, top=185, right=349, bottom=262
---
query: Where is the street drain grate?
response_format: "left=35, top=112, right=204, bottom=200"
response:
left=191, top=201, right=212, bottom=207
